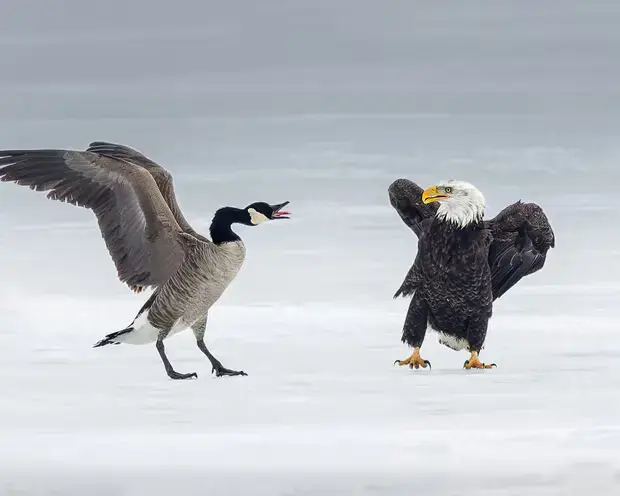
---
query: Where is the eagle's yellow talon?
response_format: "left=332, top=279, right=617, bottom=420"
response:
left=463, top=351, right=496, bottom=369
left=395, top=347, right=431, bottom=370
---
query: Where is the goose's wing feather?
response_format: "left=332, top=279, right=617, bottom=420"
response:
left=388, top=178, right=438, bottom=238
left=86, top=141, right=206, bottom=241
left=485, top=200, right=555, bottom=300
left=0, top=148, right=193, bottom=290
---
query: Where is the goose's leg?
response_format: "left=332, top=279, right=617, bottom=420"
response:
left=156, top=329, right=198, bottom=380
left=192, top=314, right=247, bottom=377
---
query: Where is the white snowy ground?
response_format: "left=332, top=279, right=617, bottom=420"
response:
left=2, top=1, right=620, bottom=491
left=0, top=114, right=619, bottom=495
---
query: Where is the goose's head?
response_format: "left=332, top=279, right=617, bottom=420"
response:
left=210, top=201, right=291, bottom=244
left=244, top=201, right=291, bottom=225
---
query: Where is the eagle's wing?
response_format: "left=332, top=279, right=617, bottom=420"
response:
left=0, top=148, right=194, bottom=291
left=393, top=251, right=424, bottom=299
left=388, top=178, right=438, bottom=238
left=485, top=200, right=555, bottom=300
left=388, top=178, right=438, bottom=298
left=86, top=141, right=207, bottom=242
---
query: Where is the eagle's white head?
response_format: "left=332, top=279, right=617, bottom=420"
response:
left=422, top=180, right=485, bottom=228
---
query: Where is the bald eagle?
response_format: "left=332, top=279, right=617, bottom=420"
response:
left=388, top=179, right=555, bottom=370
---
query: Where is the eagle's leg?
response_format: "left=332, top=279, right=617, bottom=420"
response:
left=192, top=314, right=248, bottom=377
left=463, top=350, right=496, bottom=369
left=463, top=314, right=496, bottom=369
left=395, top=346, right=431, bottom=369
left=394, top=294, right=431, bottom=369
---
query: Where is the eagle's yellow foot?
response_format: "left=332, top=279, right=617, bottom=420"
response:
left=463, top=351, right=496, bottom=369
left=394, top=347, right=431, bottom=370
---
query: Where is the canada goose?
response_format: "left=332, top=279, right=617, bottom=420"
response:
left=0, top=141, right=291, bottom=380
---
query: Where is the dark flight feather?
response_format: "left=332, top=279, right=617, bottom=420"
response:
left=388, top=178, right=438, bottom=237
left=0, top=148, right=190, bottom=290
left=484, top=200, right=555, bottom=299
left=85, top=141, right=208, bottom=242
left=388, top=178, right=555, bottom=301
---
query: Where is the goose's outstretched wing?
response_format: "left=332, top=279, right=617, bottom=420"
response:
left=485, top=201, right=555, bottom=300
left=0, top=149, right=193, bottom=291
left=86, top=141, right=206, bottom=241
left=388, top=178, right=438, bottom=238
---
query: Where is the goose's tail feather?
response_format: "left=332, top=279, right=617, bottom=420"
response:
left=93, top=327, right=134, bottom=348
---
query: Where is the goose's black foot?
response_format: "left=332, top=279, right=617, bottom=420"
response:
left=196, top=339, right=247, bottom=378
left=167, top=370, right=198, bottom=380
left=156, top=339, right=198, bottom=380
left=212, top=364, right=248, bottom=377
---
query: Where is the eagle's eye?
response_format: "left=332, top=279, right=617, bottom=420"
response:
left=445, top=187, right=453, bottom=193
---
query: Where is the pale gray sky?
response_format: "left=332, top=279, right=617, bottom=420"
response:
left=0, top=1, right=618, bottom=300
left=1, top=1, right=619, bottom=118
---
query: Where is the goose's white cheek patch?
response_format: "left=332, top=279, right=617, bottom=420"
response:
left=248, top=208, right=269, bottom=225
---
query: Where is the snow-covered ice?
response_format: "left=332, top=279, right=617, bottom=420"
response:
left=1, top=1, right=620, bottom=494
left=1, top=123, right=619, bottom=494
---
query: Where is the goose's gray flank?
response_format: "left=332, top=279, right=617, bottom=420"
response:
left=0, top=141, right=292, bottom=380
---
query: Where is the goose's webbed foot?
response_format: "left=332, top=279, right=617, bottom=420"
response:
left=168, top=370, right=199, bottom=380
left=197, top=339, right=248, bottom=378
left=156, top=339, right=198, bottom=380
left=212, top=364, right=248, bottom=377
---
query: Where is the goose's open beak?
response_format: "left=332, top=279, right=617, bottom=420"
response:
left=271, top=201, right=291, bottom=219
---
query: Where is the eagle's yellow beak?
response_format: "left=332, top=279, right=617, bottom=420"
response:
left=422, top=185, right=449, bottom=204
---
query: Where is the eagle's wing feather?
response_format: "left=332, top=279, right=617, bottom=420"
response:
left=485, top=201, right=555, bottom=300
left=388, top=178, right=438, bottom=298
left=388, top=178, right=438, bottom=238
left=393, top=251, right=424, bottom=299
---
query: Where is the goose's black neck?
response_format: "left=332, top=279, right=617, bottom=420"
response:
left=209, top=207, right=249, bottom=245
